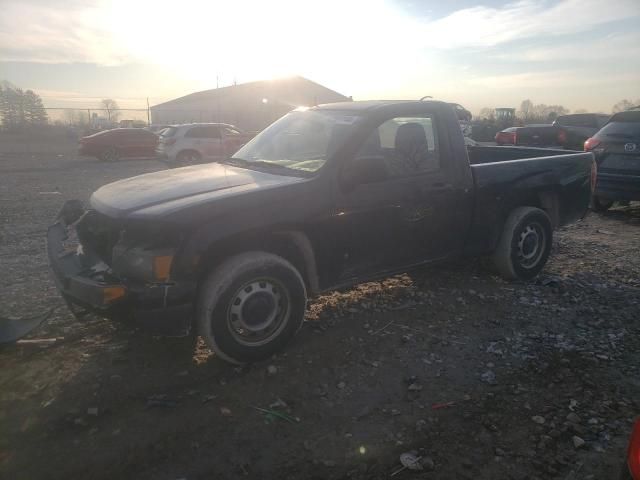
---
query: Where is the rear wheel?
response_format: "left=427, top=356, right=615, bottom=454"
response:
left=176, top=150, right=201, bottom=166
left=196, top=252, right=307, bottom=364
left=591, top=195, right=614, bottom=212
left=100, top=147, right=119, bottom=162
left=492, top=207, right=552, bottom=280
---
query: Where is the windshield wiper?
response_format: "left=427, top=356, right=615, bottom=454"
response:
left=222, top=157, right=307, bottom=176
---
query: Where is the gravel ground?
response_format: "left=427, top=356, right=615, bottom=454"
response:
left=1, top=152, right=639, bottom=480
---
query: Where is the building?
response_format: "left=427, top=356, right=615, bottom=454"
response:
left=150, top=76, right=350, bottom=131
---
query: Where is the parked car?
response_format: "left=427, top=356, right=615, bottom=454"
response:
left=495, top=113, right=610, bottom=150
left=620, top=418, right=640, bottom=480
left=586, top=109, right=640, bottom=211
left=146, top=124, right=171, bottom=133
left=156, top=123, right=255, bottom=166
left=47, top=101, right=593, bottom=364
left=552, top=113, right=609, bottom=149
left=495, top=127, right=518, bottom=145
left=494, top=124, right=562, bottom=147
left=78, top=128, right=159, bottom=161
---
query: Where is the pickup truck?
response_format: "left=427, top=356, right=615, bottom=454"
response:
left=47, top=100, right=594, bottom=364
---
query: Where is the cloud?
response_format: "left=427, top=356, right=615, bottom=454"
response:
left=3, top=0, right=639, bottom=66
left=421, top=0, right=640, bottom=49
left=0, top=0, right=129, bottom=64
left=491, top=31, right=640, bottom=62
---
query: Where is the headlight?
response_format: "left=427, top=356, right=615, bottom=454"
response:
left=111, top=246, right=174, bottom=282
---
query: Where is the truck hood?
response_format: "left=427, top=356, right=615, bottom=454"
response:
left=90, top=163, right=304, bottom=219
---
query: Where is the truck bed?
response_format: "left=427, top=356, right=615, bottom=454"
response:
left=464, top=146, right=593, bottom=255
left=467, top=145, right=576, bottom=165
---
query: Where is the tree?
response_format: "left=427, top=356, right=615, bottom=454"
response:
left=612, top=99, right=640, bottom=113
left=100, top=98, right=120, bottom=122
left=24, top=90, right=48, bottom=126
left=518, top=99, right=535, bottom=123
left=0, top=84, right=48, bottom=130
left=478, top=107, right=496, bottom=121
left=0, top=86, right=25, bottom=130
left=517, top=100, right=569, bottom=124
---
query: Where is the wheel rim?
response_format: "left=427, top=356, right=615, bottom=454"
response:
left=224, top=278, right=290, bottom=346
left=105, top=149, right=117, bottom=161
left=516, top=221, right=546, bottom=269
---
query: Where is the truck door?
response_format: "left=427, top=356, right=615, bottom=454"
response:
left=333, top=113, right=471, bottom=281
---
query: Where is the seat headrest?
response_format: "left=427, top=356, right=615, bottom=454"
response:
left=395, top=122, right=428, bottom=153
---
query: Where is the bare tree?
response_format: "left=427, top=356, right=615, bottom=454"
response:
left=100, top=98, right=120, bottom=122
left=518, top=100, right=534, bottom=123
left=612, top=99, right=640, bottom=113
left=477, top=107, right=495, bottom=121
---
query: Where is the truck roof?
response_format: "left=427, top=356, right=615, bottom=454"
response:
left=312, top=100, right=448, bottom=112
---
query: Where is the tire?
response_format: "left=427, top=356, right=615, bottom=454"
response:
left=591, top=195, right=614, bottom=213
left=492, top=206, right=553, bottom=280
left=176, top=150, right=202, bottom=166
left=100, top=147, right=119, bottom=162
left=196, top=251, right=307, bottom=364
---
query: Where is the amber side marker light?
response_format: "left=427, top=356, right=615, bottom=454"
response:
left=153, top=255, right=174, bottom=282
left=103, top=286, right=126, bottom=304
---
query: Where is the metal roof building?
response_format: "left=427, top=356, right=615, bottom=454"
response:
left=150, top=76, right=350, bottom=131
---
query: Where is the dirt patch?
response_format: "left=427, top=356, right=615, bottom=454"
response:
left=1, top=153, right=639, bottom=479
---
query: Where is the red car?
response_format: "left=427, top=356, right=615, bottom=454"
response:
left=79, top=128, right=159, bottom=161
left=495, top=127, right=518, bottom=145
left=622, top=419, right=640, bottom=479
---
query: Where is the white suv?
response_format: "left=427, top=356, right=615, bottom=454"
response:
left=156, top=123, right=254, bottom=166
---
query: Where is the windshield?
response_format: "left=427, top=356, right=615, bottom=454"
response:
left=160, top=126, right=177, bottom=137
left=230, top=110, right=361, bottom=174
left=598, top=112, right=640, bottom=139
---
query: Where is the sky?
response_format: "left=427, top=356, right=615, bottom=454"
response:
left=1, top=0, right=639, bottom=115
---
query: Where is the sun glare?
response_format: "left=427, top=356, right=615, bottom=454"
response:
left=103, top=0, right=422, bottom=90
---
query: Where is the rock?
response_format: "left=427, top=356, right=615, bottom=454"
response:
left=421, top=456, right=435, bottom=471
left=566, top=412, right=581, bottom=424
left=337, top=381, right=346, bottom=389
left=267, top=365, right=278, bottom=375
left=481, top=370, right=496, bottom=384
left=531, top=415, right=546, bottom=425
left=572, top=436, right=586, bottom=448
left=87, top=407, right=99, bottom=416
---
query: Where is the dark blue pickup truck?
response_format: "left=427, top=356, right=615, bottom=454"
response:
left=47, top=100, right=594, bottom=363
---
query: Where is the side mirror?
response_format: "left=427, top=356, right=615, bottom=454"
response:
left=340, top=155, right=388, bottom=191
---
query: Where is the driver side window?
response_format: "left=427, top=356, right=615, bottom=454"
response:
left=355, top=116, right=440, bottom=182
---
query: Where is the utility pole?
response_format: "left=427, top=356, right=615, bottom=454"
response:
left=146, top=97, right=151, bottom=125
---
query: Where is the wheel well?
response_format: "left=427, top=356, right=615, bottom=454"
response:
left=197, top=230, right=320, bottom=294
left=177, top=149, right=201, bottom=158
left=518, top=191, right=560, bottom=228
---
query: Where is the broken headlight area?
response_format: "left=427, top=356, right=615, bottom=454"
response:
left=70, top=209, right=180, bottom=284
left=111, top=246, right=175, bottom=283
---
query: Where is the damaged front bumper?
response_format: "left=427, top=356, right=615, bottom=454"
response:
left=46, top=201, right=194, bottom=336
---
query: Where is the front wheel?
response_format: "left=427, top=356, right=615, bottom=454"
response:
left=591, top=196, right=614, bottom=212
left=492, top=207, right=552, bottom=280
left=100, top=147, right=119, bottom=162
left=196, top=252, right=307, bottom=364
left=175, top=150, right=202, bottom=166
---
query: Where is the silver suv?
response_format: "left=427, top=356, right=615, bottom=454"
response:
left=156, top=123, right=253, bottom=166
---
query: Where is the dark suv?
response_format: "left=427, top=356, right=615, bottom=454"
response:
left=585, top=110, right=640, bottom=211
